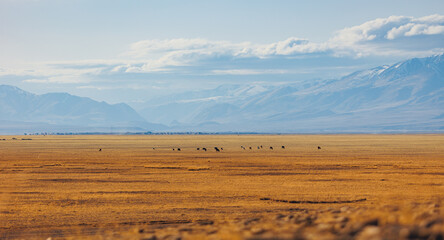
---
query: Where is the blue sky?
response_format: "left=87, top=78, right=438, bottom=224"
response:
left=1, top=0, right=444, bottom=103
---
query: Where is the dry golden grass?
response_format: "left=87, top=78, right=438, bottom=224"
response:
left=0, top=134, right=443, bottom=239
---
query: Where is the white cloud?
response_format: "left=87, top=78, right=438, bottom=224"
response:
left=127, top=38, right=231, bottom=57
left=252, top=38, right=327, bottom=56
left=211, top=69, right=289, bottom=75
left=332, top=15, right=444, bottom=43
left=122, top=39, right=251, bottom=72
left=118, top=15, right=444, bottom=72
left=331, top=16, right=411, bottom=44
left=3, top=14, right=443, bottom=88
left=126, top=37, right=325, bottom=60
left=76, top=84, right=161, bottom=91
left=327, top=15, right=444, bottom=58
left=119, top=37, right=329, bottom=72
left=23, top=75, right=90, bottom=84
left=387, top=23, right=444, bottom=39
left=417, top=14, right=444, bottom=23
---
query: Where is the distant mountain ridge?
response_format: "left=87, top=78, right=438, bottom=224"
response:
left=132, top=54, right=444, bottom=132
left=1, top=54, right=443, bottom=134
left=0, top=85, right=165, bottom=133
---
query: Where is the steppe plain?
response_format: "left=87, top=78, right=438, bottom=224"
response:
left=0, top=134, right=443, bottom=239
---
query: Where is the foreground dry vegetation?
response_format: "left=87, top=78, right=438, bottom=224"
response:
left=0, top=134, right=443, bottom=239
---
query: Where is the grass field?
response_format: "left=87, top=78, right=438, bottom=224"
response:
left=1, top=135, right=443, bottom=239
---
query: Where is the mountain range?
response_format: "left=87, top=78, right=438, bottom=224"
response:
left=1, top=54, right=444, bottom=134
left=131, top=54, right=444, bottom=132
left=0, top=85, right=165, bottom=134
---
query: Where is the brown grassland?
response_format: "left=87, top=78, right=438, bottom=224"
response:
left=0, top=134, right=443, bottom=239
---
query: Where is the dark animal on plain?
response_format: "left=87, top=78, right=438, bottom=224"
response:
left=249, top=147, right=252, bottom=150
left=318, top=146, right=321, bottom=150
left=221, top=147, right=223, bottom=151
left=281, top=146, right=285, bottom=149
left=99, top=149, right=102, bottom=152
left=214, top=147, right=220, bottom=152
left=177, top=148, right=181, bottom=151
left=203, top=148, right=207, bottom=151
left=241, top=146, right=245, bottom=150
left=270, top=146, right=273, bottom=150
left=260, top=145, right=263, bottom=149
left=257, top=146, right=260, bottom=149
left=197, top=148, right=200, bottom=150
left=173, top=148, right=175, bottom=151
left=153, top=148, right=156, bottom=150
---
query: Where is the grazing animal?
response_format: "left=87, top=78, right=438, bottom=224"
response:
left=221, top=147, right=223, bottom=151
left=260, top=145, right=263, bottom=149
left=153, top=147, right=156, bottom=150
left=257, top=146, right=260, bottom=149
left=270, top=146, right=273, bottom=150
left=318, top=146, right=321, bottom=150
left=173, top=148, right=175, bottom=151
left=282, top=146, right=285, bottom=149
left=241, top=146, right=245, bottom=150
left=214, top=147, right=220, bottom=152
left=197, top=148, right=200, bottom=150
left=177, top=148, right=181, bottom=151
left=249, top=147, right=252, bottom=150
left=99, top=148, right=102, bottom=152
left=203, top=148, right=207, bottom=151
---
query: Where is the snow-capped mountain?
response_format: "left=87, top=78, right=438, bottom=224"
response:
left=2, top=54, right=443, bottom=133
left=132, top=54, right=444, bottom=132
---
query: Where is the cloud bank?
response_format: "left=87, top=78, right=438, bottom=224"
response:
left=330, top=15, right=444, bottom=56
left=1, top=15, right=444, bottom=102
left=116, top=15, right=444, bottom=73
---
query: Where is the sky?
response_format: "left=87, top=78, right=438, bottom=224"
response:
left=1, top=0, right=444, bottom=103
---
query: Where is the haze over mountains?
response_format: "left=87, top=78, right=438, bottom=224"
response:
left=1, top=54, right=444, bottom=134
left=0, top=86, right=164, bottom=134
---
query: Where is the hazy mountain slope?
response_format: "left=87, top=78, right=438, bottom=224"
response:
left=134, top=84, right=272, bottom=124
left=135, top=54, right=444, bottom=132
left=3, top=54, right=443, bottom=133
left=0, top=85, right=164, bottom=131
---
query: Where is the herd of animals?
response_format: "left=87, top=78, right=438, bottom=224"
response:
left=98, top=146, right=323, bottom=151
left=0, top=137, right=324, bottom=151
